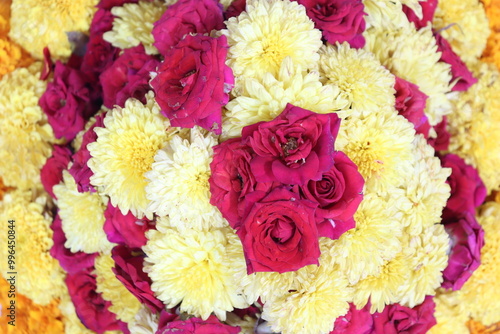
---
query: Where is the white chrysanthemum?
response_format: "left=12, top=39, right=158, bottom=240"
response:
left=364, top=23, right=452, bottom=126
left=222, top=0, right=322, bottom=80
left=88, top=92, right=169, bottom=219
left=53, top=170, right=113, bottom=253
left=222, top=56, right=348, bottom=138
left=0, top=190, right=66, bottom=305
left=433, top=0, right=490, bottom=67
left=428, top=291, right=469, bottom=334
left=319, top=43, right=395, bottom=115
left=127, top=306, right=159, bottom=334
left=336, top=109, right=415, bottom=194
left=330, top=194, right=403, bottom=285
left=103, top=0, right=166, bottom=55
left=261, top=240, right=352, bottom=334
left=94, top=253, right=142, bottom=324
left=145, top=127, right=226, bottom=231
left=0, top=62, right=56, bottom=190
left=398, top=135, right=451, bottom=236
left=143, top=226, right=249, bottom=320
left=397, top=224, right=450, bottom=308
left=363, top=0, right=417, bottom=30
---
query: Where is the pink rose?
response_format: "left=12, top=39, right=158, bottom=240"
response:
left=41, top=145, right=72, bottom=198
left=241, top=103, right=341, bottom=185
left=427, top=117, right=450, bottom=152
left=90, top=8, right=114, bottom=36
left=69, top=113, right=106, bottom=193
left=442, top=212, right=484, bottom=290
left=50, top=215, right=97, bottom=274
left=394, top=77, right=431, bottom=138
left=103, top=202, right=154, bottom=248
left=209, top=138, right=276, bottom=228
left=440, top=154, right=487, bottom=219
left=81, top=35, right=120, bottom=83
left=111, top=245, right=164, bottom=312
left=39, top=61, right=98, bottom=141
left=100, top=45, right=159, bottom=108
left=297, top=0, right=366, bottom=48
left=297, top=151, right=363, bottom=239
left=151, top=34, right=233, bottom=134
left=238, top=187, right=320, bottom=274
left=66, top=269, right=123, bottom=333
left=152, top=0, right=224, bottom=55
left=157, top=315, right=240, bottom=334
left=97, top=0, right=139, bottom=10
left=224, top=0, right=246, bottom=20
left=435, top=33, right=477, bottom=92
left=372, top=296, right=437, bottom=334
left=403, top=0, right=437, bottom=30
left=331, top=303, right=373, bottom=334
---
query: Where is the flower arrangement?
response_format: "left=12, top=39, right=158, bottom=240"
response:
left=1, top=0, right=500, bottom=333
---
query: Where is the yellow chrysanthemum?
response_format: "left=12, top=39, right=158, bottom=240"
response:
left=458, top=202, right=500, bottom=325
left=364, top=22, right=452, bottom=126
left=9, top=0, right=98, bottom=59
left=319, top=43, right=395, bottom=115
left=127, top=306, right=160, bottom=334
left=145, top=127, right=227, bottom=231
left=144, top=226, right=249, bottom=320
left=433, top=0, right=490, bottom=67
left=103, top=0, right=166, bottom=55
left=0, top=62, right=56, bottom=190
left=447, top=61, right=500, bottom=193
left=398, top=135, right=451, bottom=236
left=226, top=312, right=257, bottom=334
left=0, top=277, right=64, bottom=334
left=0, top=190, right=66, bottom=305
left=53, top=170, right=113, bottom=254
left=261, top=239, right=352, bottom=334
left=363, top=0, right=418, bottom=30
left=94, top=253, right=142, bottom=324
left=223, top=56, right=347, bottom=138
left=336, top=109, right=415, bottom=194
left=223, top=0, right=322, bottom=80
left=428, top=291, right=470, bottom=334
left=329, top=194, right=403, bottom=285
left=88, top=92, right=170, bottom=219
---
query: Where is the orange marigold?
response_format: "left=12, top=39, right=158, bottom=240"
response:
left=0, top=278, right=64, bottom=333
left=0, top=37, right=33, bottom=78
left=468, top=319, right=500, bottom=334
left=0, top=0, right=11, bottom=36
left=482, top=0, right=500, bottom=70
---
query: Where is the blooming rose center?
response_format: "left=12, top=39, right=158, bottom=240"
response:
left=281, top=137, right=299, bottom=157
left=270, top=218, right=294, bottom=243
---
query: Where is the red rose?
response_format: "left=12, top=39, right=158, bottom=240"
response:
left=39, top=61, right=97, bottom=141
left=97, top=0, right=139, bottom=10
left=403, top=0, right=437, bottom=30
left=209, top=138, right=276, bottom=229
left=66, top=269, right=123, bottom=333
left=224, top=0, right=246, bottom=20
left=157, top=315, right=240, bottom=334
left=440, top=154, right=487, bottom=219
left=241, top=103, right=341, bottom=185
left=81, top=35, right=120, bottom=83
left=50, top=215, right=97, bottom=274
left=372, top=296, right=437, bottom=334
left=427, top=117, right=450, bottom=152
left=111, top=245, right=164, bottom=312
left=152, top=0, right=224, bottom=55
left=100, top=45, right=159, bottom=108
left=151, top=34, right=233, bottom=134
left=41, top=145, right=72, bottom=198
left=298, top=151, right=364, bottom=239
left=394, top=77, right=431, bottom=138
left=442, top=212, right=484, bottom=290
left=331, top=303, right=373, bottom=334
left=103, top=202, right=154, bottom=248
left=435, top=33, right=477, bottom=92
left=297, top=0, right=366, bottom=48
left=69, top=113, right=106, bottom=193
left=238, top=187, right=320, bottom=274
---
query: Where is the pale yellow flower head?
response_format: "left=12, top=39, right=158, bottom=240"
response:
left=127, top=306, right=159, bottom=334
left=428, top=291, right=469, bottom=334
left=103, top=0, right=166, bottom=55
left=88, top=92, right=170, bottom=219
left=53, top=170, right=113, bottom=254
left=0, top=62, right=55, bottom=190
left=223, top=56, right=348, bottom=138
left=9, top=0, right=98, bottom=59
left=144, top=226, right=249, bottom=320
left=319, top=43, right=395, bottom=115
left=0, top=190, right=66, bottom=305
left=363, top=0, right=418, bottom=30
left=223, top=0, right=322, bottom=80
left=94, top=253, right=142, bottom=324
